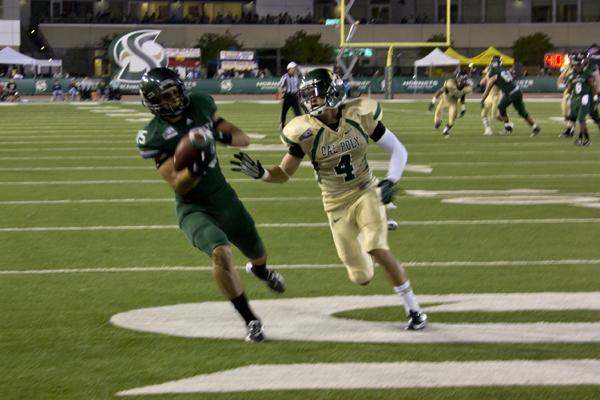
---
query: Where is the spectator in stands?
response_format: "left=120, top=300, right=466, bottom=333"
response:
left=79, top=76, right=93, bottom=100
left=67, top=78, right=79, bottom=101
left=108, top=81, right=122, bottom=101
left=6, top=79, right=20, bottom=102
left=51, top=79, right=64, bottom=101
left=96, top=79, right=109, bottom=100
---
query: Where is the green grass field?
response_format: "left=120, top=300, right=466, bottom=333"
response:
left=1, top=99, right=600, bottom=399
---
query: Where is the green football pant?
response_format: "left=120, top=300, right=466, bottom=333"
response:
left=498, top=90, right=529, bottom=119
left=569, top=96, right=591, bottom=123
left=176, top=185, right=265, bottom=259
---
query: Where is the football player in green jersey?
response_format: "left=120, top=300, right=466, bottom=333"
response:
left=136, top=67, right=287, bottom=342
left=481, top=56, right=541, bottom=136
left=566, top=53, right=598, bottom=146
left=232, top=69, right=427, bottom=331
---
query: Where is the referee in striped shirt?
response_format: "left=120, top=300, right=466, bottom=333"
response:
left=277, top=61, right=302, bottom=130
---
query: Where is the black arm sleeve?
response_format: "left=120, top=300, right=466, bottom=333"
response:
left=154, top=153, right=170, bottom=169
left=369, top=121, right=386, bottom=142
left=288, top=143, right=305, bottom=158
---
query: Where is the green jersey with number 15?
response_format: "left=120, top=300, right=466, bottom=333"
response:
left=135, top=90, right=228, bottom=204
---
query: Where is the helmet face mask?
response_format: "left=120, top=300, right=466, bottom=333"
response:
left=140, top=68, right=189, bottom=118
left=455, top=71, right=468, bottom=88
left=489, top=56, right=502, bottom=69
left=299, top=69, right=346, bottom=116
left=572, top=52, right=588, bottom=73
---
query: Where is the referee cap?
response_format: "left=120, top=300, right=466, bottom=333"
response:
left=287, top=61, right=298, bottom=70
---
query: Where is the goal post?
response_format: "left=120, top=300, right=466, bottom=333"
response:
left=338, top=0, right=452, bottom=98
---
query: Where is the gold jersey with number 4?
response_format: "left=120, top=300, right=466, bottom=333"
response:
left=281, top=97, right=382, bottom=212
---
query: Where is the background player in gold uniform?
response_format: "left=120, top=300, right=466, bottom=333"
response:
left=429, top=71, right=472, bottom=137
left=479, top=66, right=502, bottom=135
left=232, top=69, right=427, bottom=330
left=559, top=54, right=575, bottom=138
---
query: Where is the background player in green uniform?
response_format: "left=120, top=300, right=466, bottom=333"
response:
left=136, top=68, right=286, bottom=342
left=566, top=53, right=598, bottom=146
left=481, top=56, right=540, bottom=136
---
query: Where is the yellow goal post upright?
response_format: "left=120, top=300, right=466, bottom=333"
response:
left=338, top=0, right=452, bottom=99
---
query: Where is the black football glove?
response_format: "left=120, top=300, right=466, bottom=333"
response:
left=231, top=152, right=265, bottom=179
left=428, top=102, right=435, bottom=112
left=378, top=179, right=396, bottom=205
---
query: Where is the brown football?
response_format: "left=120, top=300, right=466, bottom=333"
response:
left=173, top=134, right=200, bottom=171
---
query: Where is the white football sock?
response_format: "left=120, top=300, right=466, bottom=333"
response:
left=482, top=117, right=491, bottom=129
left=394, top=280, right=421, bottom=314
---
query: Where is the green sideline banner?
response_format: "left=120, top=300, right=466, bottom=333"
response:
left=1, top=76, right=561, bottom=96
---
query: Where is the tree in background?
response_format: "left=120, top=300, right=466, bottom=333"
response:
left=195, top=31, right=243, bottom=76
left=418, top=34, right=454, bottom=58
left=281, top=30, right=335, bottom=65
left=512, top=32, right=554, bottom=66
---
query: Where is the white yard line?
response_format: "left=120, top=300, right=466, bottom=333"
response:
left=1, top=218, right=599, bottom=233
left=117, top=360, right=600, bottom=395
left=0, top=178, right=314, bottom=185
left=2, top=259, right=600, bottom=275
left=0, top=140, right=133, bottom=145
left=2, top=174, right=600, bottom=185
left=0, top=156, right=140, bottom=160
left=0, top=197, right=321, bottom=205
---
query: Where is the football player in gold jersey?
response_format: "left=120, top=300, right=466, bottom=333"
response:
left=232, top=69, right=427, bottom=330
left=479, top=66, right=502, bottom=135
left=559, top=53, right=575, bottom=138
left=429, top=71, right=472, bottom=137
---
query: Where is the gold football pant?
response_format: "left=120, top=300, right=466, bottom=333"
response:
left=481, top=91, right=500, bottom=120
left=325, top=186, right=388, bottom=285
left=434, top=98, right=458, bottom=126
left=561, top=90, right=570, bottom=119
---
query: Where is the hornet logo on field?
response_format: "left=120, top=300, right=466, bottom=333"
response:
left=109, top=30, right=167, bottom=86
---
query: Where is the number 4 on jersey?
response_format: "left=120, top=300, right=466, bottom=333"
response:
left=334, top=154, right=355, bottom=182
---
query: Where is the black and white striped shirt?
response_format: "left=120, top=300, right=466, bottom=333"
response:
left=279, top=74, right=299, bottom=95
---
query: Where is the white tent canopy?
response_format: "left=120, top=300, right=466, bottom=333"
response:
left=0, top=47, right=62, bottom=73
left=0, top=47, right=37, bottom=65
left=414, top=48, right=459, bottom=76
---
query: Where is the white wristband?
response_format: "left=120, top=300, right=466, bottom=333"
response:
left=260, top=169, right=271, bottom=181
left=431, top=96, right=437, bottom=103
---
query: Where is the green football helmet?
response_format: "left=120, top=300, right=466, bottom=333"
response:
left=298, top=68, right=346, bottom=116
left=140, top=67, right=189, bottom=118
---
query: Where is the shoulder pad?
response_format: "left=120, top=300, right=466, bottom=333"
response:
left=281, top=115, right=315, bottom=145
left=345, top=97, right=382, bottom=121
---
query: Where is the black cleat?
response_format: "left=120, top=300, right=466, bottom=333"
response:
left=502, top=123, right=514, bottom=135
left=246, top=263, right=287, bottom=293
left=581, top=138, right=592, bottom=147
left=406, top=310, right=428, bottom=331
left=531, top=125, right=541, bottom=137
left=245, top=320, right=265, bottom=343
left=559, top=128, right=574, bottom=138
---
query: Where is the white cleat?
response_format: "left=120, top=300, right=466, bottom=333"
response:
left=484, top=128, right=493, bottom=136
